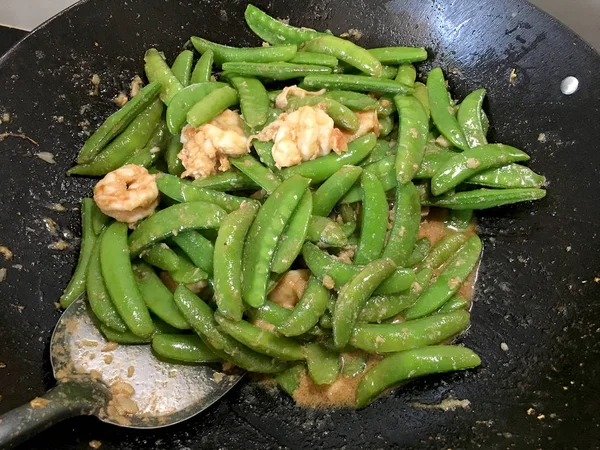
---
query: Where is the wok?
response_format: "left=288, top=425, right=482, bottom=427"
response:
left=0, top=0, right=598, bottom=448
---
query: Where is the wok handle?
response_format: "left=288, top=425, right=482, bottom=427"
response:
left=0, top=378, right=111, bottom=450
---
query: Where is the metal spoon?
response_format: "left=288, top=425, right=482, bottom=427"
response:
left=0, top=297, right=243, bottom=449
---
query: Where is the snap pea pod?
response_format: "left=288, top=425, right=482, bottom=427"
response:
left=341, top=353, right=369, bottom=378
left=379, top=115, right=394, bottom=136
left=419, top=233, right=468, bottom=270
left=68, top=99, right=164, bottom=176
left=168, top=247, right=208, bottom=283
left=405, top=238, right=431, bottom=267
left=395, top=63, right=417, bottom=87
left=128, top=202, right=227, bottom=257
left=222, top=62, right=332, bottom=80
left=467, top=164, right=546, bottom=188
left=351, top=310, right=470, bottom=352
left=252, top=140, right=278, bottom=171
left=302, top=74, right=413, bottom=95
left=354, top=171, right=387, bottom=264
left=340, top=156, right=396, bottom=204
left=377, top=96, right=395, bottom=117
left=333, top=258, right=397, bottom=348
left=192, top=169, right=258, bottom=191
left=430, top=144, right=530, bottom=195
left=191, top=36, right=297, bottom=65
left=144, top=48, right=183, bottom=104
left=86, top=230, right=128, bottom=332
left=171, top=50, right=194, bottom=87
left=427, top=67, right=468, bottom=150
left=187, top=85, right=239, bottom=128
left=355, top=345, right=481, bottom=408
left=100, top=222, right=155, bottom=338
left=214, top=202, right=260, bottom=322
left=165, top=81, right=228, bottom=134
left=413, top=82, right=430, bottom=118
left=436, top=295, right=469, bottom=314
left=302, top=35, right=383, bottom=77
left=338, top=202, right=358, bottom=223
left=277, top=277, right=331, bottom=337
left=123, top=121, right=169, bottom=168
left=379, top=65, right=400, bottom=79
left=404, top=235, right=481, bottom=319
left=99, top=319, right=176, bottom=345
left=246, top=299, right=292, bottom=326
left=141, top=244, right=206, bottom=284
left=424, top=187, right=547, bottom=210
left=312, top=166, right=363, bottom=216
left=170, top=230, right=214, bottom=277
left=60, top=198, right=97, bottom=308
left=394, top=95, right=429, bottom=183
left=227, top=76, right=269, bottom=128
left=319, top=311, right=333, bottom=328
left=285, top=96, right=359, bottom=131
left=190, top=49, right=214, bottom=84
left=360, top=140, right=392, bottom=166
left=156, top=174, right=251, bottom=212
left=152, top=334, right=220, bottom=363
left=306, top=216, right=348, bottom=247
left=289, top=52, right=339, bottom=67
left=304, top=343, right=340, bottom=385
left=413, top=150, right=454, bottom=178
left=244, top=4, right=326, bottom=45
left=457, top=88, right=487, bottom=148
left=215, top=313, right=304, bottom=361
left=230, top=155, right=281, bottom=194
left=359, top=267, right=433, bottom=323
left=132, top=262, right=190, bottom=329
left=445, top=209, right=473, bottom=231
left=302, top=242, right=415, bottom=294
left=275, top=364, right=306, bottom=396
left=381, top=182, right=421, bottom=266
left=242, top=175, right=310, bottom=307
left=76, top=82, right=161, bottom=164
left=164, top=134, right=184, bottom=176
left=367, top=47, right=428, bottom=64
left=280, top=133, right=376, bottom=184
left=91, top=202, right=110, bottom=236
left=173, top=285, right=287, bottom=373
left=272, top=191, right=313, bottom=274
left=322, top=90, right=378, bottom=111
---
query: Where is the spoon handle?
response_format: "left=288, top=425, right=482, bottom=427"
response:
left=0, top=378, right=110, bottom=449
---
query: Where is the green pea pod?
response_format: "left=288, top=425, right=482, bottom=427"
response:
left=144, top=48, right=183, bottom=104
left=304, top=343, right=340, bottom=385
left=382, top=182, right=421, bottom=266
left=395, top=63, right=417, bottom=86
left=431, top=144, right=530, bottom=195
left=338, top=203, right=358, bottom=223
left=100, top=222, right=155, bottom=338
left=379, top=116, right=394, bottom=136
left=302, top=74, right=413, bottom=95
left=272, top=191, right=313, bottom=274
left=436, top=295, right=469, bottom=314
left=280, top=132, right=376, bottom=184
left=277, top=277, right=331, bottom=337
left=165, top=134, right=184, bottom=176
left=230, top=155, right=281, bottom=194
left=242, top=175, right=311, bottom=307
left=404, top=235, right=482, bottom=319
left=152, top=334, right=220, bottom=363
left=394, top=95, right=429, bottom=184
left=222, top=62, right=332, bottom=80
left=275, top=364, right=306, bottom=396
left=414, top=150, right=454, bottom=178
left=367, top=47, right=428, bottom=64
left=355, top=345, right=481, bottom=408
left=156, top=173, right=251, bottom=212
left=214, top=202, right=260, bottom=321
left=412, top=82, right=430, bottom=118
left=457, top=88, right=488, bottom=148
left=285, top=96, right=359, bottom=131
left=192, top=169, right=257, bottom=191
left=322, top=90, right=378, bottom=111
left=215, top=313, right=304, bottom=361
left=355, top=171, right=388, bottom=265
left=170, top=230, right=214, bottom=277
left=379, top=65, right=399, bottom=79
left=244, top=4, right=326, bottom=45
left=419, top=233, right=468, bottom=270
left=140, top=243, right=181, bottom=272
left=247, top=299, right=292, bottom=327
left=306, top=216, right=348, bottom=247
left=302, top=35, right=383, bottom=77
left=173, top=285, right=287, bottom=373
left=76, top=82, right=161, bottom=164
left=123, top=121, right=169, bottom=168
left=252, top=140, right=278, bottom=171
left=302, top=242, right=415, bottom=294
left=466, top=164, right=546, bottom=188
left=312, top=166, right=363, bottom=216
left=424, top=187, right=547, bottom=210
left=333, top=258, right=397, bottom=348
left=227, top=76, right=269, bottom=128
left=190, top=49, right=214, bottom=84
left=68, top=99, right=164, bottom=176
left=377, top=96, right=395, bottom=117
left=427, top=68, right=468, bottom=150
left=405, top=238, right=431, bottom=267
left=360, top=140, right=392, bottom=166
left=289, top=52, right=339, bottom=67
left=171, top=50, right=194, bottom=87
left=166, top=82, right=228, bottom=134
left=132, top=262, right=190, bottom=329
left=60, top=199, right=97, bottom=307
left=191, top=36, right=297, bottom=65
left=445, top=209, right=473, bottom=231
left=187, top=85, right=239, bottom=128
left=85, top=230, right=128, bottom=332
left=128, top=202, right=227, bottom=257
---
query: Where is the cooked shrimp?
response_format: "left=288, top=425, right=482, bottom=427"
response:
left=341, top=109, right=381, bottom=141
left=268, top=269, right=310, bottom=309
left=178, top=109, right=249, bottom=179
left=93, top=164, right=159, bottom=223
left=275, top=85, right=326, bottom=109
left=252, top=105, right=347, bottom=169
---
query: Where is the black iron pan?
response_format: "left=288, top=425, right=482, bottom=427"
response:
left=0, top=0, right=599, bottom=448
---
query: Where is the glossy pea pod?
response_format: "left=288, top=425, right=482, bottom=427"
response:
left=186, top=85, right=239, bottom=128
left=302, top=74, right=413, bottom=95
left=227, top=75, right=269, bottom=128
left=230, top=155, right=281, bottom=194
left=367, top=47, right=428, bottom=64
left=141, top=243, right=207, bottom=284
left=90, top=202, right=110, bottom=236
left=277, top=277, right=331, bottom=337
left=190, top=49, right=214, bottom=84
left=275, top=364, right=306, bottom=397
left=123, top=120, right=169, bottom=168
left=144, top=48, right=183, bottom=104
left=214, top=202, right=260, bottom=322
left=246, top=299, right=292, bottom=327
left=412, top=82, right=430, bottom=118
left=306, top=216, right=348, bottom=247
left=289, top=52, right=339, bottom=67
left=171, top=50, right=194, bottom=87
left=445, top=209, right=473, bottom=231
left=152, top=334, right=221, bottom=363
left=191, top=36, right=297, bottom=65
left=304, top=343, right=341, bottom=385
left=418, top=233, right=468, bottom=270
left=354, top=171, right=388, bottom=265
left=436, top=295, right=469, bottom=313
left=312, top=165, right=363, bottom=216
left=164, top=133, right=184, bottom=176
left=377, top=96, right=395, bottom=117
left=457, top=88, right=488, bottom=148
left=467, top=164, right=546, bottom=189
left=423, top=187, right=547, bottom=210
left=405, top=238, right=431, bottom=267
left=322, top=90, right=379, bottom=111
left=170, top=230, right=215, bottom=277
left=252, top=140, right=278, bottom=171
left=284, top=96, right=360, bottom=131
left=222, top=62, right=332, bottom=80
left=192, top=169, right=258, bottom=191
left=355, top=345, right=481, bottom=408
left=394, top=95, right=429, bottom=184
left=99, top=318, right=177, bottom=345
left=395, top=63, right=417, bottom=86
left=333, top=257, right=397, bottom=348
left=360, top=140, right=393, bottom=166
